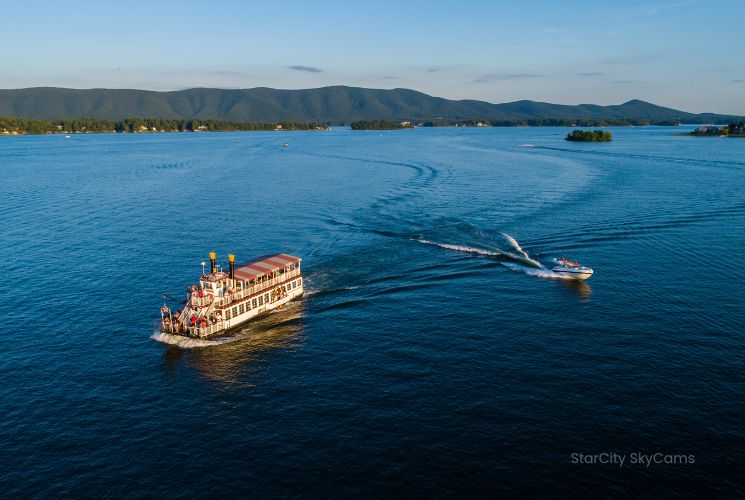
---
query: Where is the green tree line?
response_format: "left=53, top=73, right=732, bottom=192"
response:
left=0, top=117, right=328, bottom=135
left=422, top=118, right=693, bottom=127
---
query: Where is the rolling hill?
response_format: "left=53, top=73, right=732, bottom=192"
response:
left=0, top=86, right=737, bottom=124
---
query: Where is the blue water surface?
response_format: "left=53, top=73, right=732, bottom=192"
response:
left=1, top=127, right=743, bottom=496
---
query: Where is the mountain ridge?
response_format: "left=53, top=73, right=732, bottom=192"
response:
left=0, top=86, right=738, bottom=124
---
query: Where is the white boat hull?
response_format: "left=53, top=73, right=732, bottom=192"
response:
left=552, top=266, right=594, bottom=280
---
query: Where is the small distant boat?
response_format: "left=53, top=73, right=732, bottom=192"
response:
left=283, top=143, right=289, bottom=147
left=553, top=258, right=594, bottom=280
left=65, top=135, right=71, bottom=138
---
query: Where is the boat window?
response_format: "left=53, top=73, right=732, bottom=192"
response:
left=252, top=298, right=258, bottom=308
left=232, top=307, right=238, bottom=316
left=225, top=309, right=231, bottom=320
left=239, top=303, right=245, bottom=314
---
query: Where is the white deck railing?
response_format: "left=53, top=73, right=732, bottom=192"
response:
left=214, top=269, right=301, bottom=307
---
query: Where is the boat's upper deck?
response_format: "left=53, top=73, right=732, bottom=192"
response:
left=234, top=253, right=301, bottom=281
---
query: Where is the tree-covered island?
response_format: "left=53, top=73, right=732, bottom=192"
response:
left=565, top=130, right=613, bottom=142
left=350, top=120, right=414, bottom=130
left=689, top=121, right=745, bottom=137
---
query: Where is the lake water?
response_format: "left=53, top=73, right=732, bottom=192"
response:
left=1, top=127, right=743, bottom=496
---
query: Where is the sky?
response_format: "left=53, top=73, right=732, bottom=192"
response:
left=1, top=0, right=743, bottom=114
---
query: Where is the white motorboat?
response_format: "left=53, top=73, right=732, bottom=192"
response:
left=552, top=258, right=594, bottom=280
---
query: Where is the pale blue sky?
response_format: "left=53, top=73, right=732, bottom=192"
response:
left=2, top=0, right=743, bottom=113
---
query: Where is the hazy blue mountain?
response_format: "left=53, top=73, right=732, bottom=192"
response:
left=0, top=86, right=737, bottom=123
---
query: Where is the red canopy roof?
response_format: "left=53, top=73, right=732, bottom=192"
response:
left=233, top=253, right=301, bottom=281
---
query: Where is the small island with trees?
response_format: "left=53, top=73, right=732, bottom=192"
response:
left=688, top=121, right=745, bottom=137
left=565, top=129, right=613, bottom=142
left=350, top=120, right=414, bottom=130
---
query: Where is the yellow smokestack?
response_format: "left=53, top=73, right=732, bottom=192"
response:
left=209, top=251, right=216, bottom=273
left=228, top=254, right=235, bottom=280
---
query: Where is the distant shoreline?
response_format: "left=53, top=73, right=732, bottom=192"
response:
left=1, top=120, right=740, bottom=137
left=0, top=129, right=328, bottom=137
left=0, top=117, right=328, bottom=136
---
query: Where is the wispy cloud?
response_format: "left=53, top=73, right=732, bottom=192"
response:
left=602, top=0, right=708, bottom=37
left=501, top=37, right=579, bottom=51
left=733, top=79, right=745, bottom=83
left=473, top=73, right=543, bottom=84
left=577, top=72, right=605, bottom=77
left=422, top=64, right=473, bottom=73
left=213, top=70, right=252, bottom=76
left=288, top=65, right=323, bottom=73
left=611, top=79, right=639, bottom=84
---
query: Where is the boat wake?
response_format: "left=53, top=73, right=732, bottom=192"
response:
left=501, top=263, right=576, bottom=280
left=418, top=240, right=501, bottom=258
left=418, top=233, right=578, bottom=280
left=500, top=232, right=542, bottom=267
left=151, top=332, right=243, bottom=348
